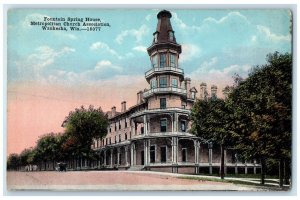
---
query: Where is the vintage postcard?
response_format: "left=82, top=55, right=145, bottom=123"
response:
left=6, top=8, right=293, bottom=192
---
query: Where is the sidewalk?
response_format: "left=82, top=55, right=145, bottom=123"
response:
left=127, top=171, right=290, bottom=188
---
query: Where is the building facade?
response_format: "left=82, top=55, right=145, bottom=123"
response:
left=79, top=10, right=260, bottom=175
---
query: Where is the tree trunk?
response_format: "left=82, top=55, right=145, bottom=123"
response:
left=284, top=159, right=290, bottom=185
left=279, top=158, right=284, bottom=187
left=220, top=144, right=225, bottom=179
left=260, top=157, right=266, bottom=185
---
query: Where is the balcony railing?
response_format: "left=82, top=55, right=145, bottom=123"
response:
left=143, top=87, right=187, bottom=98
left=145, top=67, right=184, bottom=78
left=130, top=107, right=190, bottom=118
left=132, top=131, right=195, bottom=139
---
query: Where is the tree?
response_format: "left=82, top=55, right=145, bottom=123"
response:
left=62, top=105, right=109, bottom=162
left=19, top=148, right=36, bottom=170
left=191, top=98, right=234, bottom=179
left=35, top=133, right=63, bottom=170
left=7, top=154, right=20, bottom=171
left=227, top=52, right=292, bottom=186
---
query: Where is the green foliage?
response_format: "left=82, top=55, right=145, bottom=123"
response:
left=63, top=105, right=108, bottom=157
left=35, top=132, right=64, bottom=162
left=19, top=148, right=36, bottom=166
left=191, top=98, right=234, bottom=146
left=7, top=153, right=20, bottom=170
left=228, top=52, right=292, bottom=161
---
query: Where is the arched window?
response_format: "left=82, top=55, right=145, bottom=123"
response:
left=154, top=33, right=158, bottom=43
left=169, top=31, right=174, bottom=41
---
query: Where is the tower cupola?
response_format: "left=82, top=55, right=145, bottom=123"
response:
left=147, top=10, right=182, bottom=55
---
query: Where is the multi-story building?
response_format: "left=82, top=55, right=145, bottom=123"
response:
left=86, top=10, right=260, bottom=175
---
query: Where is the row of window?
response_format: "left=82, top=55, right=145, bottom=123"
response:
left=150, top=77, right=178, bottom=89
left=109, top=119, right=128, bottom=133
left=95, top=132, right=132, bottom=148
left=159, top=118, right=186, bottom=132
left=153, top=31, right=174, bottom=43
left=103, top=146, right=187, bottom=165
left=151, top=53, right=177, bottom=68
left=141, top=146, right=188, bottom=164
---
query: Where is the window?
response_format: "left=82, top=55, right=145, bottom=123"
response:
left=160, top=54, right=166, bottom=68
left=119, top=153, right=122, bottom=165
left=141, top=126, right=144, bottom=134
left=119, top=121, right=121, bottom=130
left=172, top=78, right=178, bottom=88
left=141, top=151, right=144, bottom=165
left=160, top=119, right=167, bottom=132
left=114, top=153, right=118, bottom=164
left=109, top=127, right=111, bottom=132
left=150, top=145, right=156, bottom=163
left=160, top=98, right=166, bottom=109
left=182, top=148, right=187, bottom=162
left=181, top=120, right=186, bottom=132
left=191, top=92, right=195, bottom=99
left=154, top=33, right=158, bottom=43
left=150, top=79, right=157, bottom=89
left=170, top=53, right=176, bottom=67
left=115, top=136, right=117, bottom=143
left=109, top=138, right=111, bottom=144
left=125, top=133, right=127, bottom=140
left=159, top=77, right=167, bottom=88
left=169, top=31, right=174, bottom=41
left=115, top=123, right=117, bottom=131
left=125, top=119, right=127, bottom=128
left=119, top=135, right=121, bottom=142
left=161, top=146, right=167, bottom=163
left=152, top=54, right=158, bottom=68
left=106, top=138, right=108, bottom=145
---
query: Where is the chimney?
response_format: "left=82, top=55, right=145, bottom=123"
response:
left=184, top=77, right=191, bottom=98
left=121, top=101, right=126, bottom=112
left=200, top=82, right=207, bottom=100
left=111, top=106, right=116, bottom=117
left=137, top=90, right=143, bottom=104
left=211, top=85, right=218, bottom=99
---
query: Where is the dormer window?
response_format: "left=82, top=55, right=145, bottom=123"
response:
left=154, top=32, right=158, bottom=43
left=191, top=92, right=195, bottom=99
left=169, top=31, right=174, bottom=41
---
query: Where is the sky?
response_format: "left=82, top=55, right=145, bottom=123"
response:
left=7, top=9, right=292, bottom=155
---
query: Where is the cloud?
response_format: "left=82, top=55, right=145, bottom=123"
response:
left=172, top=12, right=188, bottom=30
left=94, top=60, right=122, bottom=72
left=90, top=41, right=122, bottom=59
left=256, top=25, right=291, bottom=42
left=22, top=13, right=48, bottom=28
left=145, top=14, right=152, bottom=21
left=13, top=46, right=75, bottom=81
left=203, top=12, right=249, bottom=25
left=26, top=45, right=75, bottom=69
left=179, top=44, right=201, bottom=62
left=132, top=46, right=147, bottom=53
left=43, top=59, right=124, bottom=85
left=188, top=58, right=252, bottom=97
left=115, top=25, right=149, bottom=44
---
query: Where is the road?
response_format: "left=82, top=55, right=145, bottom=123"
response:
left=7, top=171, right=273, bottom=191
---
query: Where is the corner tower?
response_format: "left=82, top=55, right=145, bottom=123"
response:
left=144, top=10, right=195, bottom=110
